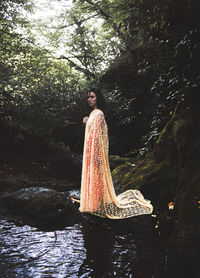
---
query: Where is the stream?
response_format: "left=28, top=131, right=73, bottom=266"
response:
left=0, top=216, right=167, bottom=278
left=0, top=189, right=195, bottom=278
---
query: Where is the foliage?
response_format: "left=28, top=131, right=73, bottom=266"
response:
left=0, top=0, right=89, bottom=157
left=89, top=0, right=200, bottom=153
left=1, top=0, right=200, bottom=158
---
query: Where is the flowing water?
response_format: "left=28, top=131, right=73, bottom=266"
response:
left=0, top=189, right=194, bottom=278
left=0, top=214, right=168, bottom=278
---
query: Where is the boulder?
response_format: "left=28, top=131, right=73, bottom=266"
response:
left=112, top=98, right=200, bottom=259
left=0, top=187, right=81, bottom=229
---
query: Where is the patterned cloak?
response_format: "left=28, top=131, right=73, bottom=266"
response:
left=79, top=108, right=153, bottom=218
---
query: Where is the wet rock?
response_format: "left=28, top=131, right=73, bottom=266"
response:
left=0, top=187, right=81, bottom=228
left=41, top=179, right=78, bottom=192
left=0, top=175, right=29, bottom=192
left=0, top=173, right=79, bottom=196
left=80, top=212, right=154, bottom=239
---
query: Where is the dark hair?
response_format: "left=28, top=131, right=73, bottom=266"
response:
left=87, top=88, right=106, bottom=111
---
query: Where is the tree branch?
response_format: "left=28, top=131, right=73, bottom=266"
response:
left=84, top=0, right=110, bottom=20
left=63, top=54, right=103, bottom=61
left=43, top=13, right=100, bottom=29
left=83, top=0, right=126, bottom=41
left=58, top=55, right=96, bottom=79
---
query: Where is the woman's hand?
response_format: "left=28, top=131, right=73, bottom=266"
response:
left=83, top=116, right=89, bottom=125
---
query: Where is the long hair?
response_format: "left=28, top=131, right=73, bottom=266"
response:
left=87, top=88, right=106, bottom=111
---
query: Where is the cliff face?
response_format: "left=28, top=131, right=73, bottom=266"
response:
left=112, top=94, right=200, bottom=257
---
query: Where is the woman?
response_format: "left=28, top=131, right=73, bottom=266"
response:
left=79, top=88, right=153, bottom=218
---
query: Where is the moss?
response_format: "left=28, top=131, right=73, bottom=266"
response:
left=113, top=100, right=200, bottom=225
left=114, top=156, right=173, bottom=211
left=121, top=171, right=133, bottom=185
left=109, top=155, right=135, bottom=171
left=173, top=118, right=185, bottom=138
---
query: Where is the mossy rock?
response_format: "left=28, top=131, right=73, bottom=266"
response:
left=112, top=99, right=200, bottom=254
left=109, top=155, right=135, bottom=171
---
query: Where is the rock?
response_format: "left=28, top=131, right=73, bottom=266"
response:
left=0, top=185, right=156, bottom=237
left=40, top=179, right=78, bottom=192
left=0, top=176, right=29, bottom=192
left=80, top=212, right=154, bottom=239
left=111, top=100, right=200, bottom=257
left=0, top=187, right=81, bottom=228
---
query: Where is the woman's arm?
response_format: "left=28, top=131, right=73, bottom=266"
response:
left=83, top=116, right=89, bottom=125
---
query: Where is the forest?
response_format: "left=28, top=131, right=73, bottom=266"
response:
left=0, top=0, right=200, bottom=277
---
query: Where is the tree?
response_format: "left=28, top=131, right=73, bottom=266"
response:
left=0, top=0, right=88, bottom=155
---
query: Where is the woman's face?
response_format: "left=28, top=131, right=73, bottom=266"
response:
left=87, top=91, right=97, bottom=108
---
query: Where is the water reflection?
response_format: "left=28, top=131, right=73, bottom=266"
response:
left=0, top=215, right=155, bottom=278
left=0, top=218, right=85, bottom=277
left=79, top=217, right=154, bottom=278
left=79, top=221, right=115, bottom=277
